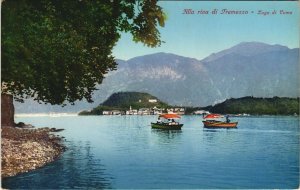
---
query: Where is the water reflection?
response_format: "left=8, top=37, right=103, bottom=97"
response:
left=2, top=140, right=113, bottom=189
left=151, top=129, right=182, bottom=144
left=202, top=128, right=239, bottom=147
left=5, top=116, right=299, bottom=189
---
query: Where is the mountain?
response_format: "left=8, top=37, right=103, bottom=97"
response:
left=14, top=42, right=299, bottom=113
left=202, top=43, right=299, bottom=100
left=202, top=42, right=290, bottom=62
left=103, top=52, right=213, bottom=106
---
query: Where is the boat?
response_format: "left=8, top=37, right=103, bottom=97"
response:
left=202, top=114, right=238, bottom=128
left=151, top=113, right=183, bottom=130
left=202, top=120, right=238, bottom=128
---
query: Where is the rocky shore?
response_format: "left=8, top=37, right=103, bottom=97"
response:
left=1, top=125, right=66, bottom=178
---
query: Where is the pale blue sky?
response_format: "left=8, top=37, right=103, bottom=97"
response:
left=113, top=1, right=299, bottom=60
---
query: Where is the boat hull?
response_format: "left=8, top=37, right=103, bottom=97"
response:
left=151, top=122, right=183, bottom=130
left=202, top=121, right=238, bottom=128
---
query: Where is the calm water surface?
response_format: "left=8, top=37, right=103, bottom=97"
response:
left=2, top=115, right=299, bottom=189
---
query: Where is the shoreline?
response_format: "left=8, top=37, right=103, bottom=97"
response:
left=15, top=113, right=298, bottom=117
left=15, top=113, right=78, bottom=117
left=1, top=126, right=66, bottom=178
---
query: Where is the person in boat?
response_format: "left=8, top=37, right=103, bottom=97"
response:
left=168, top=119, right=175, bottom=125
left=171, top=119, right=177, bottom=125
left=157, top=117, right=162, bottom=123
left=226, top=115, right=230, bottom=123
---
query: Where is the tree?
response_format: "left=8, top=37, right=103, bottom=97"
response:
left=1, top=0, right=165, bottom=126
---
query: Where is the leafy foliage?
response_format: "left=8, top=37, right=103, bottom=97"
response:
left=101, top=91, right=169, bottom=109
left=79, top=91, right=170, bottom=115
left=2, top=0, right=165, bottom=105
left=204, top=96, right=299, bottom=115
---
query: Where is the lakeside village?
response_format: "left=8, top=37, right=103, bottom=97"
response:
left=102, top=107, right=250, bottom=116
left=80, top=93, right=299, bottom=116
left=101, top=98, right=209, bottom=116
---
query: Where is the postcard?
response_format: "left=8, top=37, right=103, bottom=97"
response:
left=1, top=0, right=299, bottom=189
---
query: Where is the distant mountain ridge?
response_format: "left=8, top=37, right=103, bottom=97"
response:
left=15, top=42, right=299, bottom=113
left=202, top=42, right=290, bottom=62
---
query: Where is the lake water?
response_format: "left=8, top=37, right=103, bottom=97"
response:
left=2, top=115, right=299, bottom=189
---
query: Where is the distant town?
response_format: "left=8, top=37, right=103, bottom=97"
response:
left=87, top=98, right=210, bottom=116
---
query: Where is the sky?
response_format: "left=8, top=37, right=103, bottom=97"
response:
left=112, top=1, right=299, bottom=61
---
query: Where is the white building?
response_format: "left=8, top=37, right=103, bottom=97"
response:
left=193, top=110, right=210, bottom=115
left=148, top=99, right=157, bottom=103
left=112, top=110, right=121, bottom=115
left=103, top=111, right=112, bottom=115
left=126, top=109, right=138, bottom=115
left=138, top=108, right=150, bottom=115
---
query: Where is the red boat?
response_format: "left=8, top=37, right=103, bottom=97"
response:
left=202, top=114, right=238, bottom=128
left=151, top=113, right=183, bottom=130
left=202, top=120, right=238, bottom=128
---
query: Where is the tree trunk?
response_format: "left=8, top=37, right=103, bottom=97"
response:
left=1, top=94, right=15, bottom=127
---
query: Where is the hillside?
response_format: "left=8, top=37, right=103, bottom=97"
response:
left=80, top=43, right=299, bottom=108
left=101, top=92, right=169, bottom=109
left=14, top=42, right=299, bottom=113
left=203, top=97, right=299, bottom=115
left=79, top=92, right=170, bottom=115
